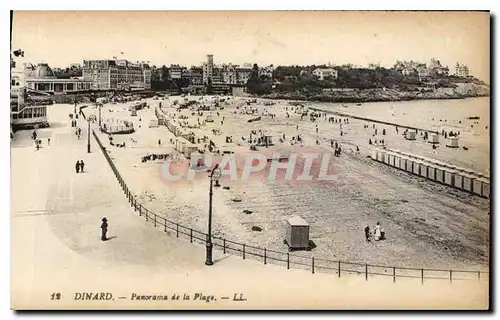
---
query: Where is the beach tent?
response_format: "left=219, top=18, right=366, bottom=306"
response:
left=427, top=166, right=436, bottom=181
left=377, top=149, right=386, bottom=163
left=446, top=137, right=459, bottom=148
left=462, top=173, right=474, bottom=192
left=370, top=148, right=378, bottom=160
left=412, top=159, right=421, bottom=175
left=480, top=178, right=490, bottom=198
left=435, top=166, right=444, bottom=183
left=394, top=154, right=401, bottom=169
left=405, top=158, right=414, bottom=173
left=443, top=168, right=458, bottom=187
left=454, top=171, right=465, bottom=190
left=285, top=216, right=310, bottom=251
left=429, top=134, right=439, bottom=144
left=388, top=153, right=396, bottom=167
left=419, top=162, right=428, bottom=178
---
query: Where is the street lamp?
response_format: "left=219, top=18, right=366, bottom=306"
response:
left=74, top=93, right=77, bottom=114
left=87, top=118, right=91, bottom=153
left=205, top=164, right=221, bottom=266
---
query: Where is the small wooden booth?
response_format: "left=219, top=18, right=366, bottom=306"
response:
left=462, top=173, right=474, bottom=192
left=284, top=216, right=311, bottom=252
left=405, top=131, right=417, bottom=140
left=429, top=134, right=439, bottom=144
left=377, top=149, right=386, bottom=163
left=412, top=159, right=421, bottom=175
left=454, top=171, right=465, bottom=189
left=435, top=166, right=445, bottom=183
left=399, top=156, right=408, bottom=171
left=446, top=137, right=459, bottom=148
left=419, top=162, right=429, bottom=178
left=443, top=168, right=457, bottom=187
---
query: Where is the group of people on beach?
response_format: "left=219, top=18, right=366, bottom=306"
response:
left=364, top=222, right=384, bottom=242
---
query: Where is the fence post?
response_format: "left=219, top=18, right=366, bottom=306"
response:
left=338, top=261, right=341, bottom=278
left=223, top=239, right=226, bottom=254
left=139, top=204, right=142, bottom=216
left=365, top=264, right=368, bottom=281
left=176, top=223, right=179, bottom=237
left=478, top=271, right=481, bottom=281
left=264, top=248, right=267, bottom=265
left=312, top=258, right=315, bottom=274
left=190, top=229, right=193, bottom=243
left=287, top=253, right=290, bottom=270
left=164, top=217, right=166, bottom=232
left=243, top=244, right=246, bottom=260
left=421, top=268, right=424, bottom=285
left=393, top=267, right=396, bottom=283
left=146, top=208, right=148, bottom=222
left=154, top=214, right=156, bottom=227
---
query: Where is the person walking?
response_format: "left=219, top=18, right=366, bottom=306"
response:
left=48, top=138, right=51, bottom=146
left=79, top=160, right=85, bottom=173
left=75, top=161, right=80, bottom=173
left=364, top=226, right=371, bottom=242
left=101, top=218, right=108, bottom=241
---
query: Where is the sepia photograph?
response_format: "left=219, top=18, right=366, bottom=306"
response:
left=9, top=10, right=490, bottom=310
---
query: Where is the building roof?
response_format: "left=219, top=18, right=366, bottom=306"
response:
left=287, top=216, right=309, bottom=226
left=34, top=64, right=55, bottom=79
left=26, top=78, right=92, bottom=83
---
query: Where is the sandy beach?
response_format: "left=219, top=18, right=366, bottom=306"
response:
left=85, top=95, right=489, bottom=272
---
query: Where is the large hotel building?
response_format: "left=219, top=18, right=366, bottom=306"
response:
left=83, top=59, right=151, bottom=91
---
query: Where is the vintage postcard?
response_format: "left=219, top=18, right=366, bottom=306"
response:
left=10, top=11, right=490, bottom=310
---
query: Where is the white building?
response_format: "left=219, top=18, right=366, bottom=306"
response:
left=202, top=54, right=214, bottom=85
left=455, top=63, right=470, bottom=77
left=312, top=68, right=338, bottom=81
left=258, top=65, right=275, bottom=78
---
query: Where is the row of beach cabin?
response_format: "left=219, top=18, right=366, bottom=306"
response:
left=370, top=148, right=490, bottom=198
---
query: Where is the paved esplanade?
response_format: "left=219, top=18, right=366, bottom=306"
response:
left=11, top=104, right=487, bottom=310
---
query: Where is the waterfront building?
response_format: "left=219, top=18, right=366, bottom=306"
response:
left=312, top=68, right=338, bottom=81
left=24, top=63, right=92, bottom=94
left=169, top=64, right=185, bottom=79
left=83, top=59, right=152, bottom=91
left=455, top=63, right=470, bottom=77
left=10, top=53, right=51, bottom=129
left=258, top=65, right=275, bottom=79
left=202, top=54, right=214, bottom=85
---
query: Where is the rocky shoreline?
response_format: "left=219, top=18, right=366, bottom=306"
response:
left=260, top=85, right=490, bottom=104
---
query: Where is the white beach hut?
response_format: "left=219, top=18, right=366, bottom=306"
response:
left=394, top=153, right=401, bottom=169
left=443, top=168, right=457, bottom=187
left=446, top=137, right=459, bottom=148
left=412, top=159, right=421, bottom=175
left=285, top=216, right=310, bottom=251
left=435, top=166, right=445, bottom=183
left=377, top=149, right=386, bottom=163
left=454, top=171, right=465, bottom=190
left=462, top=173, right=474, bottom=192
left=481, top=178, right=490, bottom=198
left=184, top=143, right=199, bottom=159
left=429, top=134, right=439, bottom=144
left=405, top=158, right=415, bottom=174
left=399, top=156, right=408, bottom=171
left=427, top=165, right=436, bottom=181
left=419, top=162, right=429, bottom=178
left=405, top=131, right=417, bottom=140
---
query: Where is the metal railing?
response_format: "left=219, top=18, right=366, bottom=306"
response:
left=92, top=129, right=489, bottom=284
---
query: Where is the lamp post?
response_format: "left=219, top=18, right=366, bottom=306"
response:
left=205, top=164, right=221, bottom=266
left=74, top=93, right=77, bottom=115
left=87, top=118, right=91, bottom=153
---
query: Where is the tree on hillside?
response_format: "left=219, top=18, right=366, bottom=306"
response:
left=206, top=77, right=213, bottom=94
left=161, top=65, right=169, bottom=81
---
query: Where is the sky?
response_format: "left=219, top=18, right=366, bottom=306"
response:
left=11, top=11, right=490, bottom=82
